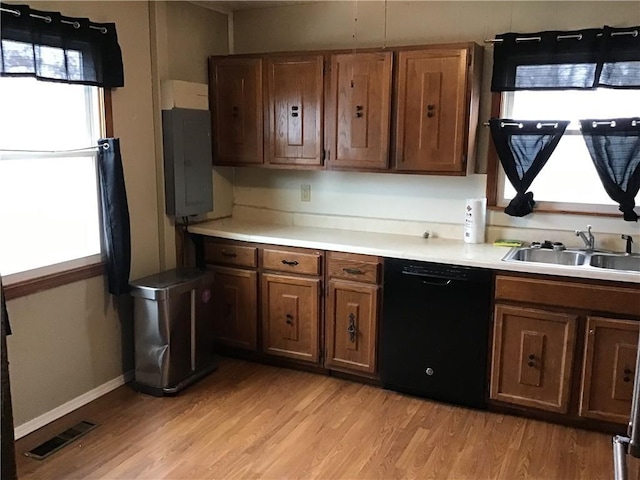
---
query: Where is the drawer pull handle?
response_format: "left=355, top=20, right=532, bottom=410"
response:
left=285, top=313, right=294, bottom=325
left=281, top=260, right=299, bottom=266
left=343, top=267, right=364, bottom=275
left=221, top=251, right=237, bottom=258
left=347, top=313, right=357, bottom=343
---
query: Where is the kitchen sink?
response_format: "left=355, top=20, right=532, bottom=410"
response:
left=502, top=247, right=640, bottom=273
left=589, top=253, right=640, bottom=273
left=506, top=248, right=587, bottom=266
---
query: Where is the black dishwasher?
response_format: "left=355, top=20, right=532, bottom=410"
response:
left=381, top=257, right=492, bottom=409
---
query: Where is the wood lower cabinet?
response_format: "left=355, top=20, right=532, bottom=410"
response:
left=325, top=280, right=379, bottom=375
left=203, top=239, right=259, bottom=351
left=324, top=252, right=382, bottom=377
left=261, top=273, right=321, bottom=363
left=209, top=56, right=263, bottom=166
left=492, top=273, right=640, bottom=427
left=579, top=316, right=639, bottom=423
left=327, top=52, right=392, bottom=170
left=491, top=304, right=577, bottom=413
left=209, top=266, right=258, bottom=350
left=265, top=55, right=324, bottom=167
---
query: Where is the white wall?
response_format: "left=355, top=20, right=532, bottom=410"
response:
left=231, top=1, right=640, bottom=244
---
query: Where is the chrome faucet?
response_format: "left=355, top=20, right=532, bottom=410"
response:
left=622, top=234, right=634, bottom=255
left=575, top=225, right=595, bottom=250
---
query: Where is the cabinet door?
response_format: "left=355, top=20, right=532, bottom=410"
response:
left=580, top=316, right=639, bottom=424
left=328, top=52, right=392, bottom=170
left=209, top=266, right=258, bottom=350
left=261, top=274, right=320, bottom=363
left=265, top=56, right=323, bottom=166
left=490, top=304, right=577, bottom=413
left=394, top=49, right=468, bottom=173
left=325, top=280, right=379, bottom=375
left=209, top=57, right=263, bottom=165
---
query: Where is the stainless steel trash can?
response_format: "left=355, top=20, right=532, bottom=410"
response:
left=129, top=267, right=217, bottom=396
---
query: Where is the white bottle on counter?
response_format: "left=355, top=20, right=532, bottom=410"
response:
left=464, top=198, right=486, bottom=244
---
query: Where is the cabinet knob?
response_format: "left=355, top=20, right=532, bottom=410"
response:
left=528, top=354, right=535, bottom=360
left=527, top=361, right=535, bottom=367
left=589, top=329, right=595, bottom=334
left=425, top=367, right=434, bottom=376
left=625, top=369, right=633, bottom=375
left=624, top=376, right=631, bottom=383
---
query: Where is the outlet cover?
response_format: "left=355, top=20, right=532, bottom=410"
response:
left=301, top=184, right=311, bottom=202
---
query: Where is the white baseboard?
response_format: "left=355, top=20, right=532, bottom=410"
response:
left=14, top=370, right=134, bottom=440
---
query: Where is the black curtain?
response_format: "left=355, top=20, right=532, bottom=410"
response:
left=490, top=119, right=569, bottom=217
left=97, top=138, right=131, bottom=295
left=491, top=25, right=640, bottom=91
left=0, top=2, right=123, bottom=88
left=1, top=278, right=16, bottom=480
left=580, top=118, right=640, bottom=222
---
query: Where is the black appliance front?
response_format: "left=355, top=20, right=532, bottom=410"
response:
left=381, top=257, right=493, bottom=409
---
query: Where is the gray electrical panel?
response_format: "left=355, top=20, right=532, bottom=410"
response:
left=162, top=108, right=213, bottom=217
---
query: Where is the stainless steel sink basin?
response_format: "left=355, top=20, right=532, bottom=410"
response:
left=504, top=247, right=587, bottom=266
left=589, top=253, right=640, bottom=273
left=503, top=246, right=640, bottom=274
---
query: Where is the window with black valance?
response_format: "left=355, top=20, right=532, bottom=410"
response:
left=489, top=25, right=640, bottom=221
left=0, top=2, right=124, bottom=88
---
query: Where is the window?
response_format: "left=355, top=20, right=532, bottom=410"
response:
left=495, top=88, right=640, bottom=215
left=0, top=77, right=105, bottom=279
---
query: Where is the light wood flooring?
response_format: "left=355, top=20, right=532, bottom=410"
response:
left=16, top=357, right=615, bottom=479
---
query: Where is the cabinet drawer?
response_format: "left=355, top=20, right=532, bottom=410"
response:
left=327, top=252, right=381, bottom=284
left=262, top=248, right=322, bottom=275
left=495, top=275, right=640, bottom=317
left=204, top=242, right=257, bottom=268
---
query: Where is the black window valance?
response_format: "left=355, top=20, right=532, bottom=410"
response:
left=580, top=118, right=640, bottom=222
left=491, top=25, right=640, bottom=92
left=0, top=2, right=124, bottom=88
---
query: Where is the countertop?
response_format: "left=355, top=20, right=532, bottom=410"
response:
left=188, top=218, right=640, bottom=284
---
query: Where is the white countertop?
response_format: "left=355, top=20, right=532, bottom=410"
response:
left=188, top=218, right=640, bottom=284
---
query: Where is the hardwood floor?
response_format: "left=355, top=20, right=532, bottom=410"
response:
left=16, top=357, right=615, bottom=479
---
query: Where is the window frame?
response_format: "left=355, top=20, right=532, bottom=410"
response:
left=3, top=89, right=113, bottom=301
left=485, top=91, right=638, bottom=218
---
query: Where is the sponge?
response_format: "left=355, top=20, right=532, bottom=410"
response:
left=493, top=239, right=523, bottom=247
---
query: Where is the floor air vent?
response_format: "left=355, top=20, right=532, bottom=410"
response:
left=24, top=421, right=97, bottom=460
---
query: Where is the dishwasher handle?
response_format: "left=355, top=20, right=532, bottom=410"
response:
left=401, top=270, right=454, bottom=286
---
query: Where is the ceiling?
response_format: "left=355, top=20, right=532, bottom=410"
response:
left=190, top=1, right=315, bottom=13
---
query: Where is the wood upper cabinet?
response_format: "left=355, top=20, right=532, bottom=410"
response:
left=265, top=56, right=324, bottom=167
left=394, top=48, right=473, bottom=174
left=209, top=266, right=258, bottom=350
left=209, top=56, right=263, bottom=165
left=579, top=316, right=639, bottom=424
left=327, top=52, right=392, bottom=170
left=490, top=304, right=577, bottom=413
left=261, top=273, right=321, bottom=363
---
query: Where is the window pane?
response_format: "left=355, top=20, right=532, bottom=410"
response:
left=0, top=77, right=102, bottom=276
left=501, top=89, right=640, bottom=208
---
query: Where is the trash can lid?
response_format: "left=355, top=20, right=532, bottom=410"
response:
left=129, top=268, right=208, bottom=300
